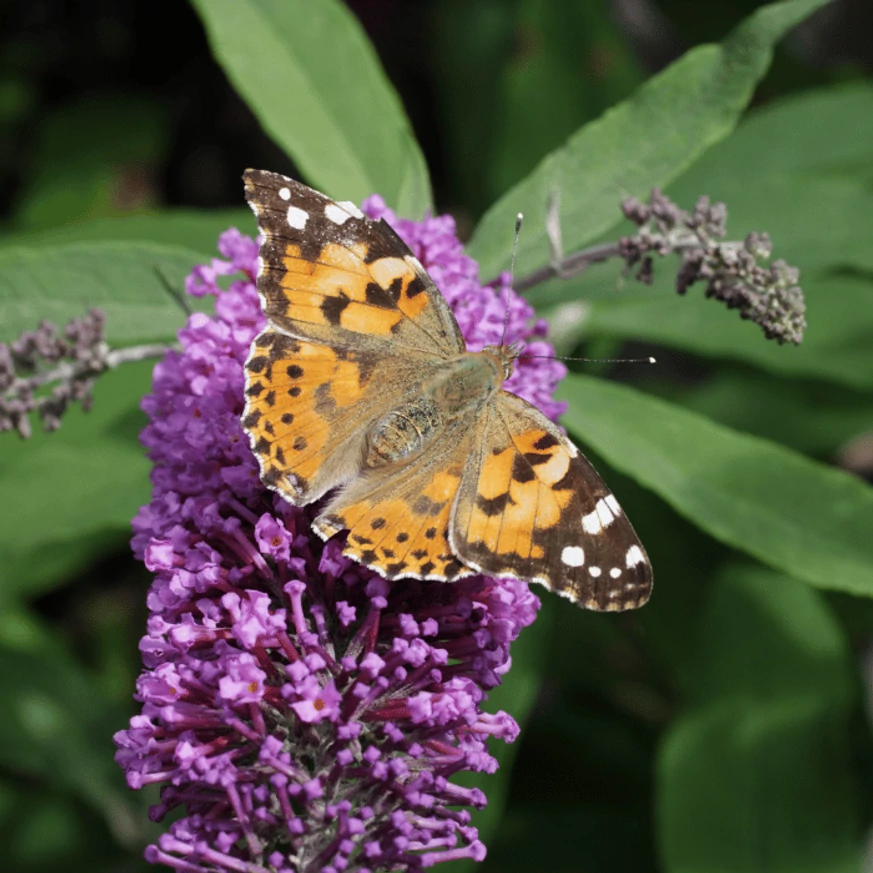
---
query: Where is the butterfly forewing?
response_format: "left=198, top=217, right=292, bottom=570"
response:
left=451, top=392, right=652, bottom=611
left=243, top=169, right=464, bottom=358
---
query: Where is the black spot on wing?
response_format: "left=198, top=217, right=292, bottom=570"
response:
left=406, top=276, right=426, bottom=298
left=475, top=492, right=513, bottom=517
left=533, top=433, right=559, bottom=451
left=511, top=454, right=536, bottom=483
left=321, top=291, right=351, bottom=325
left=412, top=495, right=447, bottom=516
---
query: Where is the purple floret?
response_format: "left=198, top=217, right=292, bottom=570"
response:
left=116, top=203, right=565, bottom=872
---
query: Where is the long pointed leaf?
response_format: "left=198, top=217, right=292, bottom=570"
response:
left=468, top=0, right=830, bottom=279
left=559, top=374, right=873, bottom=597
left=190, top=0, right=431, bottom=215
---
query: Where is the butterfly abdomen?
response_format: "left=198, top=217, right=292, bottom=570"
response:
left=366, top=353, right=502, bottom=467
left=366, top=398, right=442, bottom=466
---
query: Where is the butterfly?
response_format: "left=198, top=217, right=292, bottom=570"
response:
left=241, top=169, right=653, bottom=611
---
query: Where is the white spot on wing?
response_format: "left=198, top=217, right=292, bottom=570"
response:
left=609, top=567, right=622, bottom=579
left=278, top=187, right=291, bottom=201
left=589, top=566, right=602, bottom=577
left=257, top=256, right=264, bottom=278
left=287, top=206, right=308, bottom=229
left=626, top=545, right=645, bottom=567
left=338, top=200, right=364, bottom=219
left=605, top=494, right=621, bottom=516
left=561, top=546, right=585, bottom=567
left=325, top=203, right=351, bottom=225
left=595, top=498, right=615, bottom=528
left=582, top=511, right=601, bottom=534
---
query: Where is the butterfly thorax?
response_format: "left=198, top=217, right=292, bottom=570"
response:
left=365, top=351, right=504, bottom=468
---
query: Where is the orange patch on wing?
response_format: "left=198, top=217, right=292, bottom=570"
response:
left=243, top=337, right=372, bottom=500
left=339, top=302, right=402, bottom=335
left=281, top=252, right=315, bottom=277
left=282, top=263, right=369, bottom=300
left=369, top=257, right=408, bottom=290
left=330, top=360, right=368, bottom=407
left=478, top=448, right=513, bottom=499
left=369, top=256, right=429, bottom=320
left=338, top=468, right=468, bottom=580
left=423, top=470, right=460, bottom=503
left=318, top=242, right=370, bottom=276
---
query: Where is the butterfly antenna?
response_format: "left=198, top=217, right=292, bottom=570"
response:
left=500, top=212, right=524, bottom=347
left=522, top=354, right=657, bottom=365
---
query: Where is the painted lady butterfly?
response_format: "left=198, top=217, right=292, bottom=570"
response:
left=241, top=170, right=652, bottom=611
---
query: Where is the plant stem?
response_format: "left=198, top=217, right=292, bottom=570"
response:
left=4, top=341, right=179, bottom=399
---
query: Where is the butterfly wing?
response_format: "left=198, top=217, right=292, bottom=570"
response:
left=313, top=413, right=477, bottom=582
left=243, top=169, right=465, bottom=358
left=244, top=330, right=451, bottom=504
left=242, top=169, right=467, bottom=505
left=451, top=391, right=652, bottom=611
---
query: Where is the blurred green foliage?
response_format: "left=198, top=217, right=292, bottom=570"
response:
left=1, top=1, right=872, bottom=871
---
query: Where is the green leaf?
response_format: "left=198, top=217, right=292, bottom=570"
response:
left=658, top=568, right=860, bottom=873
left=0, top=642, right=149, bottom=844
left=670, top=80, right=873, bottom=189
left=0, top=362, right=153, bottom=602
left=675, top=372, right=873, bottom=457
left=563, top=270, right=873, bottom=391
left=558, top=374, right=873, bottom=597
left=468, top=0, right=830, bottom=279
left=0, top=209, right=251, bottom=260
left=189, top=0, right=431, bottom=216
left=0, top=242, right=203, bottom=345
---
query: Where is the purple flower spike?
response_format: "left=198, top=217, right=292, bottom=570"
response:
left=116, top=196, right=565, bottom=872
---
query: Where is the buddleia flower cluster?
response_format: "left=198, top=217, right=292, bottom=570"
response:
left=620, top=188, right=806, bottom=345
left=114, top=197, right=567, bottom=872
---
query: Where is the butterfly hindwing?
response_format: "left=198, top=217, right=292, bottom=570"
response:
left=451, top=391, right=652, bottom=611
left=313, top=414, right=476, bottom=582
left=243, top=169, right=464, bottom=358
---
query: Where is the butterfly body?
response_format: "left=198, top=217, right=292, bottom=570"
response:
left=242, top=169, right=653, bottom=611
left=366, top=350, right=497, bottom=465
